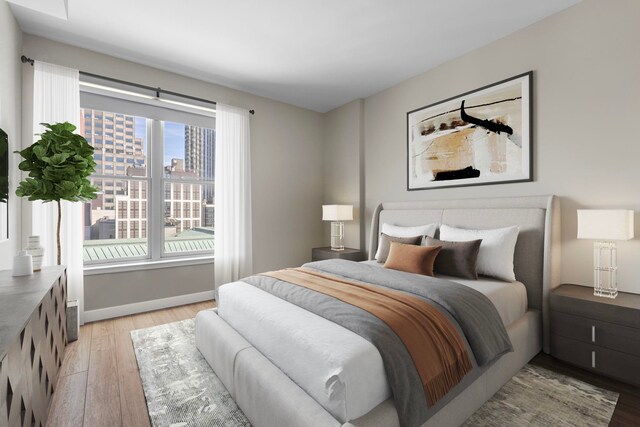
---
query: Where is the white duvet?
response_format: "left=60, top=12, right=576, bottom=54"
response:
left=217, top=272, right=527, bottom=423
left=217, top=282, right=390, bottom=423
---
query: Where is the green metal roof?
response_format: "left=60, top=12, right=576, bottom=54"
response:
left=83, top=229, right=214, bottom=262
left=165, top=238, right=214, bottom=253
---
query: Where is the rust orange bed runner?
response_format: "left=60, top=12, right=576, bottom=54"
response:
left=262, top=267, right=473, bottom=406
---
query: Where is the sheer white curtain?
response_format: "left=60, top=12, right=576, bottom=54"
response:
left=31, top=61, right=85, bottom=322
left=214, top=104, right=252, bottom=296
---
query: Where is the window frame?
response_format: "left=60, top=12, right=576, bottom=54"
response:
left=81, top=88, right=216, bottom=269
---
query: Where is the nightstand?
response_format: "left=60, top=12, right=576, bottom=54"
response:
left=311, top=247, right=364, bottom=262
left=550, top=284, right=640, bottom=387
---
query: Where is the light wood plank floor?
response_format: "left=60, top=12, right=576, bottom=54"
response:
left=47, top=301, right=215, bottom=427
left=48, top=301, right=640, bottom=427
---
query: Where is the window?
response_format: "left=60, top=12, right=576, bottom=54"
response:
left=118, top=200, right=128, bottom=218
left=163, top=121, right=215, bottom=254
left=82, top=107, right=150, bottom=264
left=80, top=92, right=215, bottom=266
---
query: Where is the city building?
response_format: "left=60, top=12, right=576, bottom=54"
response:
left=114, top=167, right=147, bottom=239
left=79, top=109, right=145, bottom=211
left=184, top=126, right=214, bottom=179
left=164, top=159, right=203, bottom=234
left=184, top=125, right=215, bottom=202
left=203, top=203, right=215, bottom=228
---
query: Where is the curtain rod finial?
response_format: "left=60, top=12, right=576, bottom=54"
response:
left=249, top=109, right=255, bottom=115
left=21, top=55, right=34, bottom=66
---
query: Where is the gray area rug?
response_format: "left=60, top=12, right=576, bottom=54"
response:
left=131, top=318, right=251, bottom=427
left=464, top=364, right=618, bottom=426
left=132, top=319, right=618, bottom=427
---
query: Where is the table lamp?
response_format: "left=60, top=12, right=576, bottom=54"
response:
left=322, top=205, right=353, bottom=251
left=577, top=209, right=634, bottom=298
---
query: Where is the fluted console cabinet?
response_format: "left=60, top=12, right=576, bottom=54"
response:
left=0, top=266, right=67, bottom=427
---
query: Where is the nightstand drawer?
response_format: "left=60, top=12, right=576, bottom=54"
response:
left=551, top=310, right=640, bottom=357
left=551, top=334, right=640, bottom=386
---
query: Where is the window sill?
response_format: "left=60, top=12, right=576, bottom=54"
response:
left=84, top=256, right=214, bottom=276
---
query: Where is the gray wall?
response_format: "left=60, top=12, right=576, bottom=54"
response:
left=0, top=1, right=22, bottom=270
left=325, top=0, right=640, bottom=293
left=84, top=263, right=214, bottom=311
left=18, top=35, right=326, bottom=310
left=322, top=99, right=364, bottom=250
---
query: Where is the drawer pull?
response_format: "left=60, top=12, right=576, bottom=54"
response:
left=592, top=351, right=596, bottom=368
left=592, top=325, right=596, bottom=343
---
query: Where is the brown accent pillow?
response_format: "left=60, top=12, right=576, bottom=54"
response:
left=376, top=233, right=423, bottom=263
left=423, top=236, right=482, bottom=280
left=384, top=242, right=442, bottom=276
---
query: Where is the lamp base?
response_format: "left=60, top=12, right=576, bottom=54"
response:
left=330, top=221, right=345, bottom=251
left=593, top=287, right=618, bottom=299
left=593, top=241, right=617, bottom=299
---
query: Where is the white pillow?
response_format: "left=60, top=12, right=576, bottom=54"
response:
left=374, top=223, right=438, bottom=260
left=439, top=224, right=520, bottom=282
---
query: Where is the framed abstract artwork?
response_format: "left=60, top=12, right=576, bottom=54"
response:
left=407, top=71, right=532, bottom=190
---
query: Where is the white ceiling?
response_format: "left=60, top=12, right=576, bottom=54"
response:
left=9, top=0, right=581, bottom=112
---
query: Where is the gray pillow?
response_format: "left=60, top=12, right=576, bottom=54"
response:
left=423, top=236, right=482, bottom=280
left=376, top=233, right=422, bottom=263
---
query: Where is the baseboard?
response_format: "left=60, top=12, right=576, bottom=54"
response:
left=83, top=290, right=215, bottom=323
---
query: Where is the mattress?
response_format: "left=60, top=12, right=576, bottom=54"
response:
left=217, top=269, right=527, bottom=424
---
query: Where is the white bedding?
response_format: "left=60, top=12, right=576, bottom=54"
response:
left=361, top=260, right=528, bottom=327
left=437, top=275, right=528, bottom=327
left=217, top=270, right=528, bottom=423
left=217, top=281, right=390, bottom=423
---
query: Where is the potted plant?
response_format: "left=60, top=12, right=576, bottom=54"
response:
left=16, top=122, right=99, bottom=265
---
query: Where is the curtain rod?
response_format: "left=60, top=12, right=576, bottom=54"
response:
left=20, top=55, right=255, bottom=115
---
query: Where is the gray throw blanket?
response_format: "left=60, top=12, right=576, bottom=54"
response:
left=243, top=259, right=512, bottom=427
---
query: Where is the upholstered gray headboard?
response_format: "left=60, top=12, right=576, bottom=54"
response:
left=368, top=195, right=561, bottom=353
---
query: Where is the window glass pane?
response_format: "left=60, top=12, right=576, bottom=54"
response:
left=163, top=121, right=215, bottom=183
left=80, top=102, right=216, bottom=265
left=83, top=178, right=149, bottom=262
left=80, top=108, right=148, bottom=176
left=163, top=182, right=214, bottom=254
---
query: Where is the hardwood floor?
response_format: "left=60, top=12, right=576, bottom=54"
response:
left=47, top=301, right=639, bottom=427
left=47, top=301, right=215, bottom=427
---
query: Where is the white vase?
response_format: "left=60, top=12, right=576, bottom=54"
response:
left=24, top=235, right=44, bottom=271
left=12, top=251, right=33, bottom=277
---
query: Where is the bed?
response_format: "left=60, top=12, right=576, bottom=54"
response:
left=195, top=195, right=560, bottom=427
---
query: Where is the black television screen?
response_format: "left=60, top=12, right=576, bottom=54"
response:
left=0, top=128, right=8, bottom=240
left=0, top=128, right=7, bottom=203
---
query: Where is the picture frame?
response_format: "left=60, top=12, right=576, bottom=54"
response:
left=407, top=71, right=533, bottom=191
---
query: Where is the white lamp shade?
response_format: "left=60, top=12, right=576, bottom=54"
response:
left=322, top=205, right=353, bottom=221
left=577, top=209, right=634, bottom=241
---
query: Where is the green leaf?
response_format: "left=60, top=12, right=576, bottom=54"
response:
left=32, top=145, right=47, bottom=160
left=49, top=153, right=71, bottom=166
left=15, top=121, right=99, bottom=203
